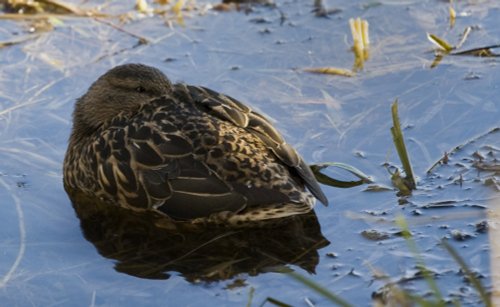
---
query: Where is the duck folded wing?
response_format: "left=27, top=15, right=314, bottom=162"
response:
left=113, top=123, right=245, bottom=219
left=179, top=85, right=329, bottom=206
left=142, top=156, right=248, bottom=220
left=99, top=120, right=292, bottom=220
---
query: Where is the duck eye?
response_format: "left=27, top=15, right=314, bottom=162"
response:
left=135, top=86, right=146, bottom=93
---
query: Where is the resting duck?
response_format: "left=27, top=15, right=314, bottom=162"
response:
left=63, top=64, right=328, bottom=226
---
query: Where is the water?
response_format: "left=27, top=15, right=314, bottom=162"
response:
left=0, top=0, right=499, bottom=305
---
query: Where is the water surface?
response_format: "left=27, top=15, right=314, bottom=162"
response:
left=0, top=0, right=498, bottom=305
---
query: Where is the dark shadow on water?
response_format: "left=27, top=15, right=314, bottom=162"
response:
left=70, top=193, right=329, bottom=281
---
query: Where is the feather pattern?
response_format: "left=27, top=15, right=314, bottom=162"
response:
left=63, top=64, right=328, bottom=226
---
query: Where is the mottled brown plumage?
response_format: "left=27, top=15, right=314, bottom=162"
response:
left=63, top=63, right=328, bottom=226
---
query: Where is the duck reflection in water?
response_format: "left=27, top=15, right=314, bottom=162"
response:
left=71, top=192, right=329, bottom=281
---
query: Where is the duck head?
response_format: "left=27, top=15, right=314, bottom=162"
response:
left=71, top=63, right=173, bottom=140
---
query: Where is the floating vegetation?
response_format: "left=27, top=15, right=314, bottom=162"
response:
left=427, top=33, right=454, bottom=52
left=428, top=23, right=499, bottom=68
left=135, top=0, right=150, bottom=14
left=426, top=152, right=449, bottom=173
left=363, top=184, right=393, bottom=192
left=304, top=17, right=369, bottom=77
left=171, top=0, right=186, bottom=24
left=0, top=34, right=38, bottom=48
left=450, top=229, right=475, bottom=241
left=1, top=0, right=84, bottom=15
left=303, top=67, right=355, bottom=77
left=349, top=17, right=369, bottom=71
left=0, top=0, right=202, bottom=59
left=212, top=0, right=276, bottom=12
left=93, top=17, right=150, bottom=44
left=360, top=229, right=390, bottom=241
left=389, top=168, right=412, bottom=196
left=425, top=127, right=499, bottom=194
left=0, top=0, right=110, bottom=18
left=0, top=0, right=196, bottom=24
left=452, top=44, right=500, bottom=57
left=449, top=0, right=456, bottom=28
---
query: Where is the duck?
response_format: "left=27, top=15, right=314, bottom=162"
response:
left=63, top=63, right=328, bottom=226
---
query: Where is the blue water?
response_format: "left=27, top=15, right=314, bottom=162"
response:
left=0, top=0, right=498, bottom=305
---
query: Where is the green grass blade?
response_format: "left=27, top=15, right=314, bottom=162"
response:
left=287, top=271, right=353, bottom=307
left=427, top=33, right=454, bottom=52
left=391, top=100, right=416, bottom=190
left=441, top=239, right=492, bottom=307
